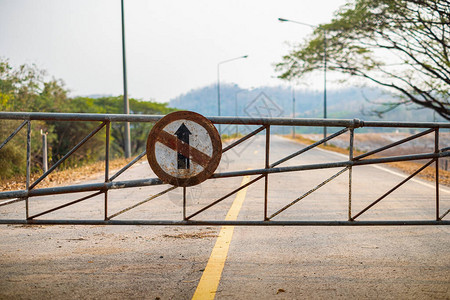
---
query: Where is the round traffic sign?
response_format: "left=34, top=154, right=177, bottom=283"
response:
left=146, top=111, right=222, bottom=187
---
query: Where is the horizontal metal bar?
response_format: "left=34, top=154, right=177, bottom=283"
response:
left=0, top=113, right=363, bottom=127
left=0, top=177, right=164, bottom=200
left=0, top=219, right=448, bottom=226
left=0, top=112, right=162, bottom=123
left=222, top=125, right=266, bottom=153
left=2, top=112, right=450, bottom=128
left=212, top=151, right=450, bottom=179
left=361, top=120, right=450, bottom=128
left=354, top=128, right=436, bottom=160
left=2, top=151, right=447, bottom=201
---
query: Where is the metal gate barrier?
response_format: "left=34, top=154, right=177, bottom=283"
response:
left=0, top=112, right=449, bottom=226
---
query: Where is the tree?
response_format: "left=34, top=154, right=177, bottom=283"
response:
left=84, top=96, right=176, bottom=156
left=1, top=58, right=177, bottom=178
left=0, top=59, right=61, bottom=177
left=276, top=0, right=450, bottom=120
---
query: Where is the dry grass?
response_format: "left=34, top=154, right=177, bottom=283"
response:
left=0, top=158, right=133, bottom=192
left=162, top=231, right=218, bottom=239
left=288, top=134, right=450, bottom=186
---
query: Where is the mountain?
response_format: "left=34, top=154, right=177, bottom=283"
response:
left=169, top=83, right=445, bottom=133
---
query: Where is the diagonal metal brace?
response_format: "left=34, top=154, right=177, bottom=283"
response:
left=107, top=186, right=177, bottom=220
left=0, top=120, right=28, bottom=151
left=222, top=125, right=266, bottom=153
left=354, top=128, right=436, bottom=160
left=269, top=167, right=349, bottom=220
left=28, top=191, right=103, bottom=219
left=109, top=150, right=147, bottom=182
left=351, top=159, right=434, bottom=220
left=440, top=209, right=450, bottom=220
left=186, top=175, right=264, bottom=220
left=271, top=128, right=349, bottom=168
left=29, top=122, right=106, bottom=190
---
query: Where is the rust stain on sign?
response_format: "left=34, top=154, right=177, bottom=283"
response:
left=156, top=130, right=211, bottom=168
left=146, top=111, right=222, bottom=187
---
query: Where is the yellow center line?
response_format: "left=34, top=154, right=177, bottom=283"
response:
left=192, top=175, right=251, bottom=300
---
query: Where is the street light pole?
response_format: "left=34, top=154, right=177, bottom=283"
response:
left=121, top=0, right=131, bottom=158
left=235, top=88, right=252, bottom=137
left=235, top=90, right=240, bottom=137
left=323, top=30, right=327, bottom=140
left=292, top=85, right=296, bottom=139
left=217, top=55, right=248, bottom=135
left=278, top=17, right=327, bottom=141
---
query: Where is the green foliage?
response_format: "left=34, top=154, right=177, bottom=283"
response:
left=0, top=58, right=176, bottom=179
left=0, top=60, right=59, bottom=178
left=276, top=0, right=450, bottom=120
left=68, top=96, right=176, bottom=158
left=0, top=121, right=26, bottom=178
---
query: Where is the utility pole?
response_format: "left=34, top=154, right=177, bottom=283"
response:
left=323, top=30, right=327, bottom=141
left=278, top=18, right=327, bottom=141
left=121, top=0, right=131, bottom=158
left=292, top=85, right=296, bottom=139
left=217, top=55, right=248, bottom=136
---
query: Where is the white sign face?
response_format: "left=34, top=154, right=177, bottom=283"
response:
left=147, top=111, right=222, bottom=187
left=155, top=120, right=213, bottom=179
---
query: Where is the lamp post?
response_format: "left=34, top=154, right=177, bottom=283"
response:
left=217, top=55, right=248, bottom=135
left=235, top=88, right=253, bottom=137
left=278, top=17, right=327, bottom=141
left=121, top=0, right=131, bottom=158
left=291, top=85, right=296, bottom=139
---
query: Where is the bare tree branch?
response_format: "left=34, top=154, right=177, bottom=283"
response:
left=276, top=0, right=450, bottom=120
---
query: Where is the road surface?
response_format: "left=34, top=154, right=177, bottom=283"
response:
left=1, top=135, right=449, bottom=299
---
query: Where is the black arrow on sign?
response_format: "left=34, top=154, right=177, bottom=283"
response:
left=175, top=123, right=192, bottom=169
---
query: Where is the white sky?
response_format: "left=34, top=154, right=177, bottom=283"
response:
left=0, top=0, right=349, bottom=102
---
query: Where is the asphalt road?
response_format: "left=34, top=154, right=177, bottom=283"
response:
left=1, top=135, right=449, bottom=299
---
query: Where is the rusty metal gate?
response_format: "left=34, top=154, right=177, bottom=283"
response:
left=0, top=112, right=449, bottom=226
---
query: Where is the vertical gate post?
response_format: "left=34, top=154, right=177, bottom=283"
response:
left=183, top=187, right=187, bottom=220
left=104, top=122, right=110, bottom=220
left=348, top=128, right=354, bottom=221
left=26, top=121, right=31, bottom=219
left=435, top=128, right=439, bottom=220
left=264, top=125, right=270, bottom=220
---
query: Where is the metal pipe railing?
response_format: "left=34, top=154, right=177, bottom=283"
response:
left=1, top=112, right=449, bottom=128
left=1, top=112, right=448, bottom=226
left=0, top=219, right=448, bottom=226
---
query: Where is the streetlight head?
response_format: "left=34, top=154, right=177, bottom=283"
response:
left=243, top=55, right=248, bottom=58
left=278, top=18, right=289, bottom=22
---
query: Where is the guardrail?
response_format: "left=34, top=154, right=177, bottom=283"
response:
left=0, top=112, right=449, bottom=226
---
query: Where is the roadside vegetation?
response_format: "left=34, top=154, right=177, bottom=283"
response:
left=0, top=59, right=176, bottom=181
left=0, top=157, right=133, bottom=192
left=1, top=55, right=447, bottom=191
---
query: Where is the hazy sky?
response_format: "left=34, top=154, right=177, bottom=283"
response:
left=1, top=0, right=349, bottom=102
